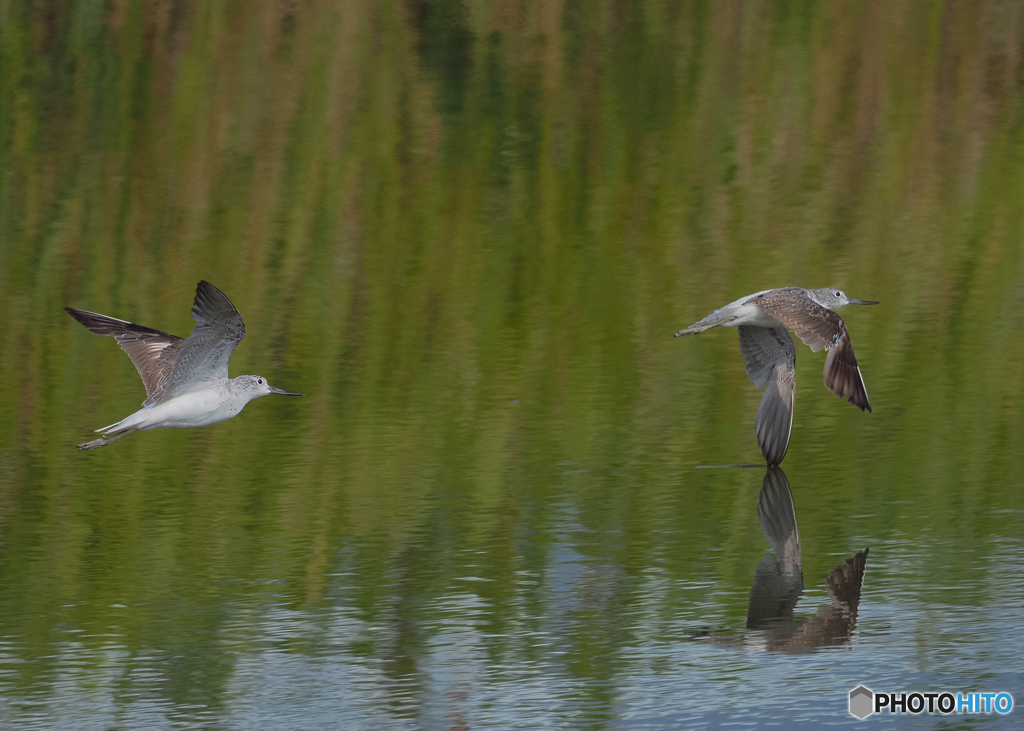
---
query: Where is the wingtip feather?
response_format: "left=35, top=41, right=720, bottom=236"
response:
left=191, top=281, right=240, bottom=325
left=824, top=338, right=872, bottom=412
left=755, top=380, right=795, bottom=467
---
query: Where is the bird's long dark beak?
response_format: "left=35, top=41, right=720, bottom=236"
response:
left=269, top=386, right=304, bottom=396
left=849, top=298, right=879, bottom=305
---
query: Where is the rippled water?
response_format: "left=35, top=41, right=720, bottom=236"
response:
left=2, top=1, right=1024, bottom=728
left=2, top=454, right=1020, bottom=729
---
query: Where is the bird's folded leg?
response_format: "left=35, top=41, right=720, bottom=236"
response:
left=77, top=426, right=140, bottom=451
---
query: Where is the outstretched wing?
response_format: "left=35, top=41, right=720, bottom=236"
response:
left=739, top=325, right=796, bottom=466
left=823, top=333, right=871, bottom=411
left=159, top=281, right=246, bottom=401
left=65, top=307, right=183, bottom=405
left=749, top=289, right=872, bottom=412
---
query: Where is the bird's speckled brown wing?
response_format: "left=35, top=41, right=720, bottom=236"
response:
left=748, top=288, right=845, bottom=353
left=749, top=289, right=871, bottom=412
left=65, top=307, right=183, bottom=406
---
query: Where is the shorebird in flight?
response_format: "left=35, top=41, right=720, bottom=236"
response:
left=66, top=281, right=302, bottom=450
left=674, top=287, right=876, bottom=465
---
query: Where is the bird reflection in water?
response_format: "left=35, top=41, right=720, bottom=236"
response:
left=699, top=466, right=868, bottom=653
left=747, top=466, right=868, bottom=652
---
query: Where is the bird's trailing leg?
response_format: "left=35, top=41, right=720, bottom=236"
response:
left=77, top=426, right=140, bottom=451
left=674, top=317, right=737, bottom=338
left=673, top=306, right=741, bottom=337
left=674, top=324, right=711, bottom=337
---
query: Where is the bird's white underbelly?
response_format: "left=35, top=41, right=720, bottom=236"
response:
left=727, top=304, right=783, bottom=328
left=128, top=389, right=247, bottom=431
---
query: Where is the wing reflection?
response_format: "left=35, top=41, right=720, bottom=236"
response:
left=745, top=465, right=868, bottom=653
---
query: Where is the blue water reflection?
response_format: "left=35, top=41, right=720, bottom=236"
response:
left=2, top=460, right=1021, bottom=729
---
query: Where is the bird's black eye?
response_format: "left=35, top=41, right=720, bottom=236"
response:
left=835, top=291, right=841, bottom=297
left=258, top=378, right=263, bottom=384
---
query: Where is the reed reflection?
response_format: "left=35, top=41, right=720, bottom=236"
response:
left=745, top=466, right=869, bottom=653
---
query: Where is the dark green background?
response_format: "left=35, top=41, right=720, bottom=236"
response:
left=1, top=1, right=1021, bottom=727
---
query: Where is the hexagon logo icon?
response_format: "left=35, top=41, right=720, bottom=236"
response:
left=849, top=685, right=874, bottom=719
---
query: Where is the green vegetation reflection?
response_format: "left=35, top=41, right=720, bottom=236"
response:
left=1, top=0, right=1023, bottom=725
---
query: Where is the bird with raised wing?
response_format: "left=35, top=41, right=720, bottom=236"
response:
left=674, top=287, right=876, bottom=465
left=66, top=281, right=302, bottom=450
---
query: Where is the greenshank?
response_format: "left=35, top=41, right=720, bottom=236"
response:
left=66, top=281, right=302, bottom=450
left=674, top=287, right=876, bottom=465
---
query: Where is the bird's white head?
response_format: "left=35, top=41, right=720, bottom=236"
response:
left=811, top=287, right=879, bottom=310
left=235, top=374, right=304, bottom=401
